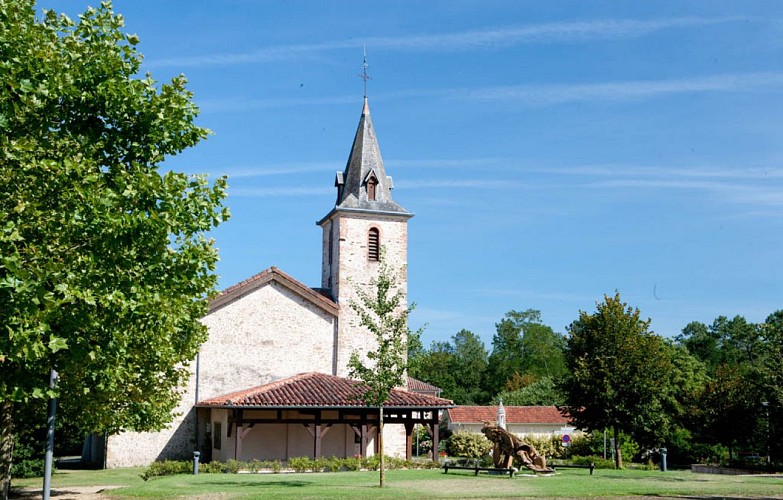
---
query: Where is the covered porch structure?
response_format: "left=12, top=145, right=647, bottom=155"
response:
left=195, top=372, right=453, bottom=463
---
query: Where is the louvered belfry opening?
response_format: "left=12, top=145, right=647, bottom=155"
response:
left=368, top=227, right=380, bottom=261
left=367, top=176, right=377, bottom=201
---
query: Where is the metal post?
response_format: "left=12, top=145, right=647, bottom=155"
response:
left=193, top=451, right=200, bottom=475
left=42, top=368, right=59, bottom=500
left=660, top=447, right=667, bottom=472
left=762, top=401, right=770, bottom=466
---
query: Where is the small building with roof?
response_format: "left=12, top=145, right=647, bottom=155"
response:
left=444, top=405, right=577, bottom=439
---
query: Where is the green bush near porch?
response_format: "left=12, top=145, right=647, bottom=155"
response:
left=142, top=456, right=439, bottom=480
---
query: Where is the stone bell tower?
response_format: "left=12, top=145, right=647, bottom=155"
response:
left=316, top=97, right=413, bottom=377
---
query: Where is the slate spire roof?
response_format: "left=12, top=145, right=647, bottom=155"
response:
left=330, top=98, right=411, bottom=217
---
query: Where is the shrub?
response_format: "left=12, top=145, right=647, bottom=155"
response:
left=343, top=456, right=361, bottom=471
left=11, top=434, right=55, bottom=479
left=310, top=457, right=328, bottom=472
left=521, top=434, right=565, bottom=460
left=199, top=461, right=227, bottom=474
left=446, top=431, right=491, bottom=459
left=383, top=456, right=409, bottom=470
left=287, top=456, right=311, bottom=473
left=362, top=455, right=380, bottom=470
left=569, top=455, right=615, bottom=469
left=142, top=460, right=191, bottom=480
left=11, top=459, right=46, bottom=479
left=324, top=456, right=344, bottom=472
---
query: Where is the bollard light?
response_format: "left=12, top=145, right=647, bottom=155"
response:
left=193, top=451, right=201, bottom=475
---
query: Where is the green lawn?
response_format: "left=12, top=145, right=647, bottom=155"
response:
left=12, top=467, right=783, bottom=499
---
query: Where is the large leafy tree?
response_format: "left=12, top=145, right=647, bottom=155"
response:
left=561, top=293, right=673, bottom=468
left=676, top=321, right=722, bottom=370
left=762, top=311, right=783, bottom=406
left=409, top=330, right=489, bottom=405
left=759, top=310, right=782, bottom=461
left=347, top=255, right=413, bottom=488
left=697, top=364, right=763, bottom=460
left=677, top=316, right=764, bottom=371
left=485, top=309, right=566, bottom=395
left=495, top=376, right=564, bottom=406
left=0, top=1, right=227, bottom=494
left=677, top=313, right=776, bottom=460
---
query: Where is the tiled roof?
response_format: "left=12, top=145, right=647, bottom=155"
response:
left=407, top=377, right=442, bottom=394
left=446, top=406, right=569, bottom=425
left=197, top=372, right=454, bottom=409
left=208, top=267, right=338, bottom=316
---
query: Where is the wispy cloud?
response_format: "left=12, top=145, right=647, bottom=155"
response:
left=199, top=95, right=357, bottom=113
left=396, top=179, right=527, bottom=189
left=150, top=17, right=740, bottom=68
left=584, top=170, right=783, bottom=207
left=456, top=72, right=783, bottom=105
left=468, top=286, right=593, bottom=304
left=228, top=186, right=333, bottom=197
left=367, top=16, right=740, bottom=51
left=525, top=163, right=783, bottom=181
left=220, top=162, right=341, bottom=178
left=197, top=71, right=783, bottom=113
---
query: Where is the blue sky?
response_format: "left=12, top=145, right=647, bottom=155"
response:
left=43, top=1, right=783, bottom=347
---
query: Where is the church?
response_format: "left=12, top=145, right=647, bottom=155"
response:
left=99, top=96, right=453, bottom=468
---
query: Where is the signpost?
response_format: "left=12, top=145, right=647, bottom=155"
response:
left=561, top=434, right=571, bottom=459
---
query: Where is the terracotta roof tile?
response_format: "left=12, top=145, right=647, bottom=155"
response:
left=208, top=267, right=338, bottom=316
left=407, top=377, right=442, bottom=393
left=197, top=372, right=454, bottom=409
left=446, top=406, right=569, bottom=425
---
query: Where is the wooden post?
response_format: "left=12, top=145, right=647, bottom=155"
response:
left=431, top=420, right=439, bottom=463
left=404, top=422, right=414, bottom=461
left=360, top=423, right=368, bottom=457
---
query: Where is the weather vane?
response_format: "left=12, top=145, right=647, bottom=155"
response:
left=359, top=45, right=371, bottom=98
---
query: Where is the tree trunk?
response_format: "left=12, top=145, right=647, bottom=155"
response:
left=378, top=405, right=385, bottom=488
left=613, top=427, right=623, bottom=469
left=1, top=401, right=14, bottom=500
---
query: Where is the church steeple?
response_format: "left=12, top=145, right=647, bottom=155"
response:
left=332, top=97, right=410, bottom=215
left=316, top=92, right=413, bottom=377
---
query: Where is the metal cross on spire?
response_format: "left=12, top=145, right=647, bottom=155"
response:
left=359, top=45, right=372, bottom=98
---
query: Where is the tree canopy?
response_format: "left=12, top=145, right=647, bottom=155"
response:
left=561, top=293, right=673, bottom=468
left=0, top=0, right=227, bottom=493
left=486, top=309, right=567, bottom=393
left=409, top=329, right=489, bottom=405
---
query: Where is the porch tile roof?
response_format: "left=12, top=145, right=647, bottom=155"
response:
left=197, top=372, right=454, bottom=409
left=446, top=406, right=569, bottom=425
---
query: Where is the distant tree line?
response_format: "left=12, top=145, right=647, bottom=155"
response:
left=408, top=294, right=783, bottom=467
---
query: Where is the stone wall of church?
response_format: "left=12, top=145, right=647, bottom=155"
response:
left=105, top=368, right=198, bottom=468
left=198, top=282, right=337, bottom=399
left=329, top=212, right=409, bottom=377
left=105, top=281, right=337, bottom=467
